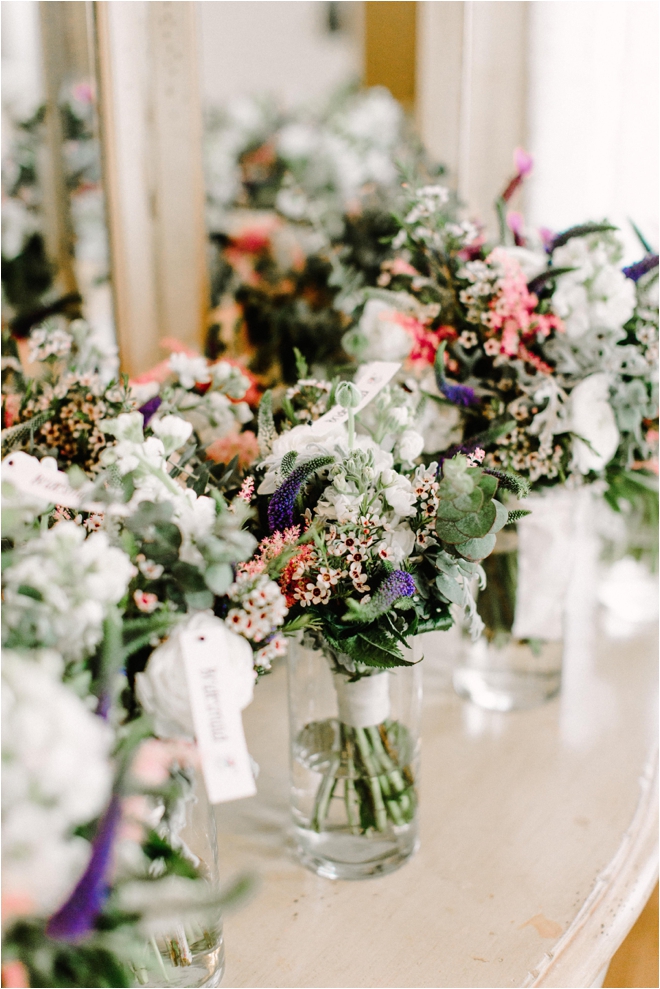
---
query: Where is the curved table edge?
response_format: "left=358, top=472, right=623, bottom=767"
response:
left=523, top=744, right=659, bottom=989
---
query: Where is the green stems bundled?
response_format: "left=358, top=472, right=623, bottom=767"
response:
left=310, top=720, right=416, bottom=835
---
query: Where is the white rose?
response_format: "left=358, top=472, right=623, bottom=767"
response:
left=397, top=429, right=425, bottom=464
left=569, top=373, right=620, bottom=473
left=136, top=612, right=255, bottom=740
left=354, top=299, right=412, bottom=362
left=150, top=415, right=194, bottom=456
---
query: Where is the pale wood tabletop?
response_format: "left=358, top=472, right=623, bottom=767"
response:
left=214, top=612, right=657, bottom=989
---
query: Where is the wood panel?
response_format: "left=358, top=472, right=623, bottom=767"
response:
left=364, top=1, right=416, bottom=109
left=416, top=1, right=529, bottom=228
left=604, top=883, right=659, bottom=989
left=94, top=1, right=207, bottom=378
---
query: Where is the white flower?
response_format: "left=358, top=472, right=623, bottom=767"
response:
left=136, top=612, right=255, bottom=740
left=351, top=299, right=412, bottom=362
left=28, top=323, right=72, bottom=363
left=101, top=410, right=145, bottom=444
left=397, top=429, right=425, bottom=464
left=3, top=523, right=135, bottom=662
left=168, top=353, right=211, bottom=389
left=385, top=524, right=416, bottom=563
left=2, top=652, right=113, bottom=915
left=497, top=246, right=547, bottom=281
left=552, top=236, right=636, bottom=338
left=569, top=373, right=620, bottom=473
left=380, top=469, right=416, bottom=516
left=258, top=422, right=347, bottom=494
left=150, top=415, right=194, bottom=456
left=173, top=490, right=217, bottom=566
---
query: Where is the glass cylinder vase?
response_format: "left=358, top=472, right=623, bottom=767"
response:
left=453, top=488, right=583, bottom=711
left=134, top=770, right=225, bottom=988
left=288, top=638, right=422, bottom=880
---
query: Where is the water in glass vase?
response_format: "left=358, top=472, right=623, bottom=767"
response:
left=291, top=715, right=419, bottom=880
left=135, top=918, right=225, bottom=988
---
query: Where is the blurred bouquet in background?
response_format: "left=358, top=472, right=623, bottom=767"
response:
left=203, top=86, right=448, bottom=387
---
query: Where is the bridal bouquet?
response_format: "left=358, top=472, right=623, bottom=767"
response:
left=204, top=86, right=446, bottom=386
left=2, top=319, right=261, bottom=481
left=250, top=368, right=524, bottom=860
left=2, top=327, right=290, bottom=985
left=343, top=155, right=658, bottom=502
left=338, top=155, right=658, bottom=711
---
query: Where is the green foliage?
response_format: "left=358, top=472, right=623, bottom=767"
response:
left=257, top=390, right=276, bottom=455
left=435, top=463, right=509, bottom=562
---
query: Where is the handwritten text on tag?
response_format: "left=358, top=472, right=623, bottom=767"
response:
left=180, top=625, right=256, bottom=804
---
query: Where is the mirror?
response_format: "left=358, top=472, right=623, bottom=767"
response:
left=1, top=0, right=115, bottom=361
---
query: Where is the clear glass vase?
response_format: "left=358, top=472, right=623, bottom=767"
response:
left=453, top=488, right=581, bottom=711
left=288, top=638, right=422, bottom=880
left=134, top=771, right=225, bottom=988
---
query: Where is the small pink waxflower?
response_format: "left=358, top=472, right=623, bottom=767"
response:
left=514, top=147, right=534, bottom=177
left=133, top=590, right=159, bottom=613
left=237, top=476, right=255, bottom=503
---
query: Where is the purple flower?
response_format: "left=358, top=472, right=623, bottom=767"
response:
left=360, top=570, right=416, bottom=621
left=623, top=254, right=659, bottom=282
left=139, top=395, right=162, bottom=426
left=267, top=455, right=334, bottom=532
left=46, top=794, right=121, bottom=942
left=439, top=381, right=477, bottom=407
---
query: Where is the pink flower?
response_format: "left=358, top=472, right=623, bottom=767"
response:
left=390, top=258, right=419, bottom=277
left=205, top=430, right=259, bottom=469
left=1, top=960, right=30, bottom=988
left=2, top=393, right=21, bottom=429
left=133, top=590, right=159, bottom=613
left=131, top=738, right=199, bottom=785
left=237, top=476, right=255, bottom=502
left=513, top=147, right=534, bottom=177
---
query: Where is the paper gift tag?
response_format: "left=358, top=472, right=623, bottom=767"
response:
left=2, top=451, right=104, bottom=512
left=180, top=624, right=257, bottom=804
left=310, top=360, right=400, bottom=432
left=2, top=451, right=126, bottom=515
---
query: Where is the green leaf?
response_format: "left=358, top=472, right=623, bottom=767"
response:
left=455, top=532, right=496, bottom=561
left=294, top=347, right=309, bottom=379
left=17, top=584, right=43, bottom=601
left=205, top=562, right=233, bottom=595
left=435, top=572, right=464, bottom=605
left=257, top=390, right=276, bottom=455
left=475, top=471, right=498, bottom=499
left=434, top=517, right=465, bottom=544
left=490, top=499, right=509, bottom=533
left=185, top=589, right=215, bottom=610
left=171, top=561, right=207, bottom=592
left=452, top=487, right=484, bottom=514
left=454, top=501, right=496, bottom=539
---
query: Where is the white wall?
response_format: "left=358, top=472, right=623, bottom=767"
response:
left=526, top=1, right=659, bottom=262
left=197, top=1, right=361, bottom=110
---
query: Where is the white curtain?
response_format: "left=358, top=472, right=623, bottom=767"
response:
left=526, top=1, right=659, bottom=262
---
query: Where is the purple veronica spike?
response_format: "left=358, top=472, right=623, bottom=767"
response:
left=139, top=394, right=162, bottom=426
left=267, top=456, right=333, bottom=533
left=360, top=570, right=416, bottom=621
left=623, top=254, right=659, bottom=282
left=46, top=794, right=121, bottom=942
left=439, top=381, right=477, bottom=407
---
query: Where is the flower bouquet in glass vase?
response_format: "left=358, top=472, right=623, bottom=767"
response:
left=341, top=151, right=658, bottom=709
left=251, top=372, right=516, bottom=878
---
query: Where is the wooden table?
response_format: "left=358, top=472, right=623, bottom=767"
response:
left=215, top=606, right=658, bottom=988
